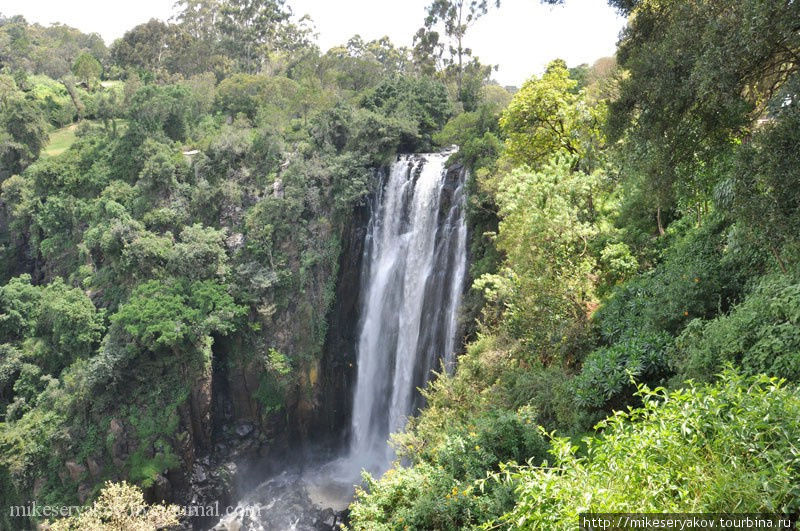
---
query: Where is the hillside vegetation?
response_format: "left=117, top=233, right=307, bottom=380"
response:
left=0, top=0, right=799, bottom=529
left=349, top=0, right=800, bottom=528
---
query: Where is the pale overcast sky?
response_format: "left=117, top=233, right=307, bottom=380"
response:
left=1, top=0, right=626, bottom=86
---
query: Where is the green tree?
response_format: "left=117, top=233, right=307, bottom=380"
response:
left=499, top=60, right=605, bottom=170
left=110, top=19, right=173, bottom=73
left=724, top=85, right=800, bottom=270
left=173, top=0, right=221, bottom=43
left=475, top=157, right=599, bottom=358
left=415, top=0, right=563, bottom=103
left=360, top=75, right=452, bottom=151
left=216, top=0, right=292, bottom=74
left=0, top=95, right=48, bottom=178
left=0, top=15, right=108, bottom=78
left=417, top=0, right=499, bottom=96
left=609, top=0, right=800, bottom=225
left=71, top=52, right=102, bottom=88
left=110, top=278, right=244, bottom=353
left=168, top=224, right=230, bottom=280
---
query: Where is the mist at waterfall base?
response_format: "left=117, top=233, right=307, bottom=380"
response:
left=214, top=151, right=468, bottom=530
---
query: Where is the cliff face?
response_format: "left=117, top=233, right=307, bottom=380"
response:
left=154, top=170, right=382, bottom=521
left=310, top=191, right=374, bottom=449
left=172, top=159, right=468, bottom=514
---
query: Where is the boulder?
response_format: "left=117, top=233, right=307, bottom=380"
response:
left=65, top=460, right=86, bottom=482
left=86, top=457, right=102, bottom=479
left=235, top=422, right=254, bottom=438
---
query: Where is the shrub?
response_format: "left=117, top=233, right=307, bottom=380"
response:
left=360, top=76, right=451, bottom=151
left=351, top=409, right=549, bottom=531
left=494, top=372, right=800, bottom=529
left=574, top=331, right=671, bottom=411
left=49, top=481, right=180, bottom=530
left=595, top=216, right=762, bottom=342
left=674, top=274, right=800, bottom=381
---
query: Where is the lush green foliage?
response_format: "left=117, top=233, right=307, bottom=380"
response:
left=3, top=0, right=800, bottom=527
left=350, top=334, right=585, bottom=528
left=724, top=90, right=800, bottom=269
left=500, top=60, right=605, bottom=169
left=0, top=88, right=49, bottom=177
left=675, top=274, right=800, bottom=382
left=0, top=15, right=107, bottom=79
left=360, top=76, right=452, bottom=151
left=0, top=0, right=489, bottom=518
left=475, top=158, right=599, bottom=358
left=111, top=279, right=244, bottom=350
left=574, top=331, right=670, bottom=410
left=609, top=0, right=800, bottom=225
left=352, top=1, right=800, bottom=527
left=493, top=373, right=800, bottom=529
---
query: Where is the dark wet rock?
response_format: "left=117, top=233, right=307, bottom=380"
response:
left=211, top=469, right=351, bottom=531
left=153, top=473, right=172, bottom=502
left=77, top=482, right=92, bottom=504
left=235, top=422, right=254, bottom=438
left=193, top=463, right=208, bottom=484
left=319, top=508, right=337, bottom=529
left=86, top=457, right=102, bottom=479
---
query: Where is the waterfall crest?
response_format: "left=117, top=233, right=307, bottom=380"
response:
left=349, top=151, right=468, bottom=466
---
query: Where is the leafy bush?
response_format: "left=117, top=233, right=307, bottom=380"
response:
left=595, top=216, right=762, bottom=342
left=0, top=93, right=49, bottom=177
left=724, top=74, right=800, bottom=269
left=49, top=481, right=180, bottom=530
left=597, top=241, right=638, bottom=295
left=110, top=278, right=244, bottom=352
left=215, top=74, right=300, bottom=121
left=360, top=76, right=451, bottom=151
left=434, top=103, right=505, bottom=172
left=675, top=274, right=800, bottom=381
left=498, top=363, right=594, bottom=434
left=351, top=462, right=489, bottom=531
left=352, top=408, right=549, bottom=531
left=574, top=331, right=671, bottom=411
left=475, top=157, right=598, bottom=359
left=495, top=372, right=800, bottom=529
left=29, top=76, right=75, bottom=127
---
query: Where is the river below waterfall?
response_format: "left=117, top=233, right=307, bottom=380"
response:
left=212, top=151, right=468, bottom=531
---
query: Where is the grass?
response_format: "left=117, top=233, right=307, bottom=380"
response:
left=42, top=124, right=78, bottom=158
left=42, top=119, right=129, bottom=159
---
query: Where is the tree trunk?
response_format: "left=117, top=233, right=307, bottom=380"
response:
left=61, top=77, right=85, bottom=120
left=457, top=35, right=463, bottom=96
left=769, top=243, right=788, bottom=274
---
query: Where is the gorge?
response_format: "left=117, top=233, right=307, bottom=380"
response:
left=5, top=2, right=799, bottom=529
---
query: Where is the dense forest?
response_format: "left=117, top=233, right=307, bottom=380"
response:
left=0, top=0, right=799, bottom=529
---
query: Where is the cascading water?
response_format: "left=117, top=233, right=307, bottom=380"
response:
left=350, top=151, right=468, bottom=468
left=214, top=151, right=467, bottom=531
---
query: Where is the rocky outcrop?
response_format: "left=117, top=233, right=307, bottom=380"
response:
left=128, top=163, right=397, bottom=530
left=310, top=176, right=377, bottom=451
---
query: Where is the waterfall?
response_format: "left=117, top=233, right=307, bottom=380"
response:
left=349, top=151, right=468, bottom=466
left=213, top=152, right=468, bottom=530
